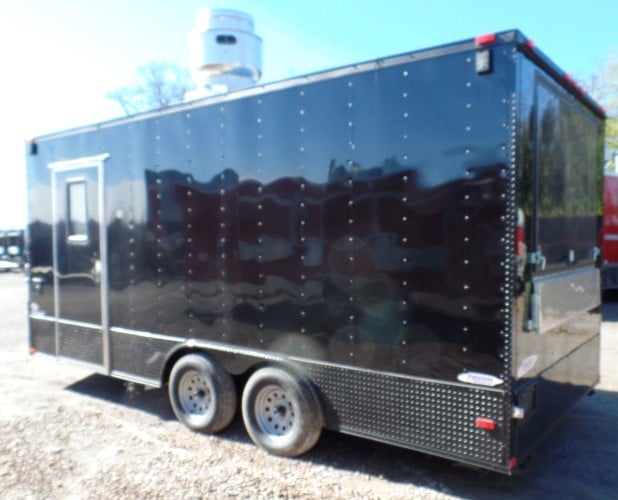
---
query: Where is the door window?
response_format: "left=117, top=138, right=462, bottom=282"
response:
left=67, top=181, right=88, bottom=242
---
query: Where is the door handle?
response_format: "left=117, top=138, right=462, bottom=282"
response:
left=93, top=259, right=101, bottom=284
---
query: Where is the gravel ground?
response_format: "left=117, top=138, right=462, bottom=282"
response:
left=1, top=272, right=617, bottom=499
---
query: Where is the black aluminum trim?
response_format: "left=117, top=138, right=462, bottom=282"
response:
left=110, top=326, right=183, bottom=343
left=107, top=325, right=508, bottom=392
left=29, top=314, right=57, bottom=323
left=336, top=427, right=511, bottom=475
left=109, top=370, right=160, bottom=388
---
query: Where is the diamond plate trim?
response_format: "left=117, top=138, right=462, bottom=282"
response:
left=110, top=330, right=178, bottom=381
left=304, top=363, right=509, bottom=467
left=58, top=323, right=102, bottom=365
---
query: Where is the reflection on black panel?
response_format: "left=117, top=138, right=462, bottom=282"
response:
left=536, top=78, right=603, bottom=266
left=127, top=158, right=507, bottom=380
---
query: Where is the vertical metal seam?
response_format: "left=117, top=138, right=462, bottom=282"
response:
left=219, top=103, right=228, bottom=342
left=129, top=125, right=136, bottom=330
left=347, top=75, right=356, bottom=354
left=298, top=87, right=306, bottom=336
left=503, top=46, right=520, bottom=463
left=99, top=157, right=111, bottom=372
left=185, top=111, right=195, bottom=337
left=50, top=170, right=60, bottom=356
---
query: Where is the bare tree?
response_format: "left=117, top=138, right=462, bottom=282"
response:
left=107, top=62, right=194, bottom=115
left=587, top=52, right=618, bottom=150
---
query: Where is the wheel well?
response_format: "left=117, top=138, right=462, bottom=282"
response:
left=160, top=346, right=198, bottom=385
left=160, top=346, right=271, bottom=386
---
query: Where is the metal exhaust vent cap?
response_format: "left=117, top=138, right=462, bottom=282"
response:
left=188, top=8, right=262, bottom=98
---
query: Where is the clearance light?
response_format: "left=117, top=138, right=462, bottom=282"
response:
left=29, top=138, right=38, bottom=155
left=29, top=347, right=37, bottom=355
left=515, top=208, right=525, bottom=256
left=509, top=457, right=518, bottom=470
left=475, top=33, right=496, bottom=46
left=515, top=226, right=524, bottom=256
left=475, top=417, right=496, bottom=431
left=563, top=74, right=587, bottom=95
left=525, top=39, right=535, bottom=50
left=572, top=81, right=583, bottom=95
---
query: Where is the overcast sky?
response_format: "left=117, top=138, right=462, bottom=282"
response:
left=1, top=0, right=616, bottom=228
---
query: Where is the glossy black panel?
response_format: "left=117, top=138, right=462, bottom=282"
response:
left=534, top=75, right=603, bottom=266
left=27, top=38, right=601, bottom=384
left=513, top=54, right=603, bottom=376
left=27, top=140, right=56, bottom=316
left=28, top=43, right=521, bottom=383
left=512, top=330, right=600, bottom=464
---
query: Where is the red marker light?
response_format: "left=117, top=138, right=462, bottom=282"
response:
left=515, top=208, right=525, bottom=256
left=509, top=457, right=518, bottom=470
left=475, top=33, right=496, bottom=46
left=565, top=74, right=573, bottom=83
left=515, top=226, right=524, bottom=256
left=571, top=81, right=584, bottom=95
left=475, top=417, right=496, bottom=431
left=28, top=138, right=38, bottom=155
left=525, top=39, right=535, bottom=49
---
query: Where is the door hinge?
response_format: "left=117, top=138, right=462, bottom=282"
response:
left=527, top=251, right=546, bottom=270
left=512, top=405, right=525, bottom=419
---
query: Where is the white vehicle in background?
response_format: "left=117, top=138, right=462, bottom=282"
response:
left=0, top=229, right=24, bottom=272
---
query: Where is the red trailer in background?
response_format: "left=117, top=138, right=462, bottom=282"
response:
left=603, top=161, right=618, bottom=288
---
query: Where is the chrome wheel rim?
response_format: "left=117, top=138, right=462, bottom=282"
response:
left=178, top=370, right=212, bottom=416
left=254, top=385, right=295, bottom=437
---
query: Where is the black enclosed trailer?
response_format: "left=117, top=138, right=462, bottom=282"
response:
left=26, top=30, right=605, bottom=474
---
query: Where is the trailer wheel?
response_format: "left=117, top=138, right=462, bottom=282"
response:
left=168, top=353, right=236, bottom=433
left=241, top=367, right=322, bottom=457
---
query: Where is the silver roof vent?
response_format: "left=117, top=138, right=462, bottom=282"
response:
left=186, top=8, right=262, bottom=99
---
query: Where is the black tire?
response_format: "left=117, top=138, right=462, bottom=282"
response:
left=241, top=366, right=323, bottom=457
left=168, top=353, right=237, bottom=433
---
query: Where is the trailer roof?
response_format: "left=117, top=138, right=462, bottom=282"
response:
left=32, top=29, right=604, bottom=142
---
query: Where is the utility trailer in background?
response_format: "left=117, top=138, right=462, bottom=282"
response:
left=0, top=229, right=25, bottom=271
left=26, top=30, right=605, bottom=474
